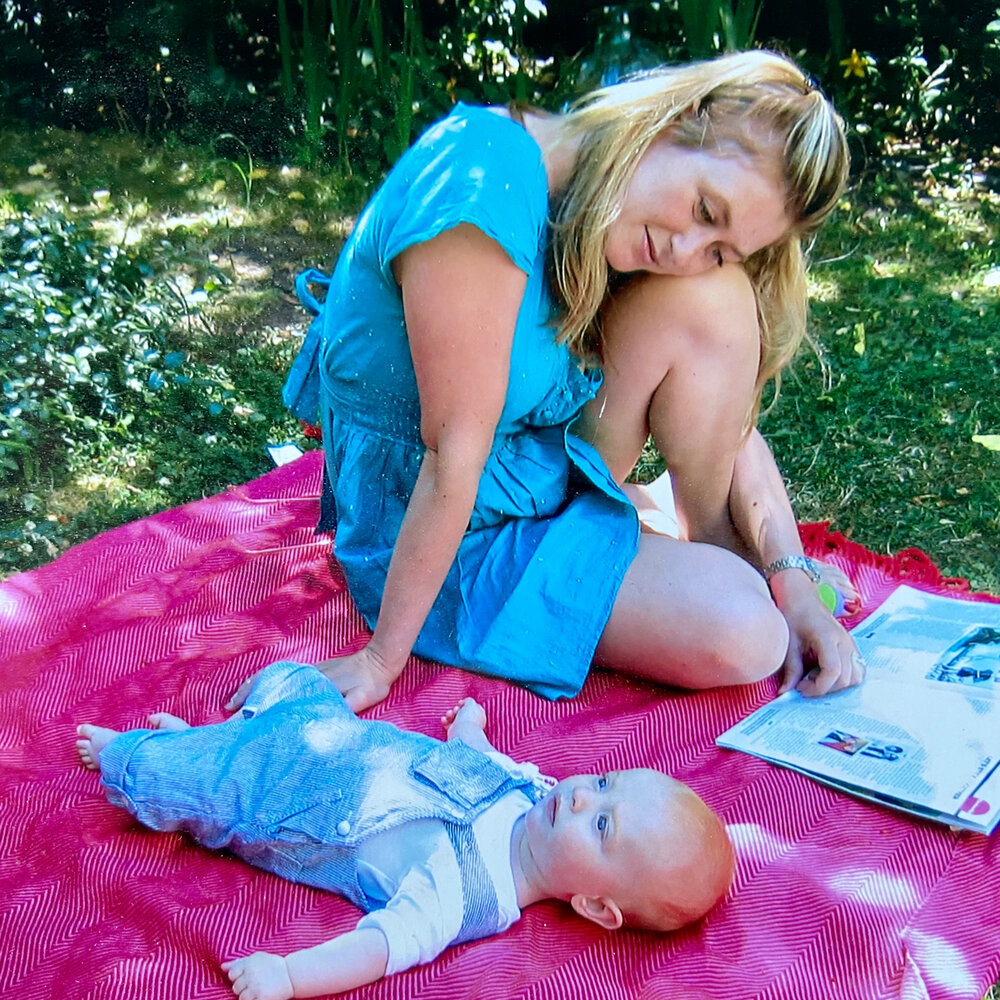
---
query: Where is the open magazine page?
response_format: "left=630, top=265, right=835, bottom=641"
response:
left=717, top=586, right=1000, bottom=833
left=851, top=585, right=1000, bottom=697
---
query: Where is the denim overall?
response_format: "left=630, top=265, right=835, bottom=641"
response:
left=99, top=662, right=548, bottom=944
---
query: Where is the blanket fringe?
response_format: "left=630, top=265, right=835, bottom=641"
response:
left=799, top=521, right=999, bottom=602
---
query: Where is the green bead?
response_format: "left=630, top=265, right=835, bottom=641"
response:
left=818, top=582, right=838, bottom=614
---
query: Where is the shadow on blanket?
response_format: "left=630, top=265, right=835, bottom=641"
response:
left=2, top=450, right=998, bottom=1000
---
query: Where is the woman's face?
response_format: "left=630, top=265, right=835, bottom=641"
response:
left=603, top=138, right=791, bottom=276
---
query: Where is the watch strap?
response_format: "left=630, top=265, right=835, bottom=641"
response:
left=763, top=554, right=821, bottom=583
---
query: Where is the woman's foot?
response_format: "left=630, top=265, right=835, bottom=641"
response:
left=76, top=724, right=119, bottom=770
left=148, top=712, right=191, bottom=732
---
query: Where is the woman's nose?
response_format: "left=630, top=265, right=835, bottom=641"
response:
left=672, top=229, right=711, bottom=273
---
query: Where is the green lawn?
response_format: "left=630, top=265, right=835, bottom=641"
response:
left=2, top=128, right=998, bottom=596
left=770, top=155, right=1000, bottom=595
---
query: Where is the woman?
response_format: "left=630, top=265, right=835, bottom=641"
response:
left=242, top=50, right=863, bottom=713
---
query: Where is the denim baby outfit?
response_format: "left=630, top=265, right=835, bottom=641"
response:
left=285, top=103, right=640, bottom=699
left=97, top=662, right=551, bottom=960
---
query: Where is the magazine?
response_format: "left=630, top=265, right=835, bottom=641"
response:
left=717, top=585, right=1000, bottom=834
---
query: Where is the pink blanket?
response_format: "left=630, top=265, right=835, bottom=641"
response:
left=3, top=449, right=998, bottom=1000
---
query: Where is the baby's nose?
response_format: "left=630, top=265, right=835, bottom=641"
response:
left=571, top=786, right=591, bottom=812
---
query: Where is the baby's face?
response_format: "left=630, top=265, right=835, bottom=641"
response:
left=519, top=768, right=694, bottom=914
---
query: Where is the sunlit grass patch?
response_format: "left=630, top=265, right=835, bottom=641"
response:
left=2, top=128, right=998, bottom=599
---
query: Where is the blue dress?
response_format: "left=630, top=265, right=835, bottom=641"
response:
left=305, top=104, right=639, bottom=699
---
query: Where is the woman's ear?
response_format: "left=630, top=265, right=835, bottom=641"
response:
left=570, top=893, right=624, bottom=931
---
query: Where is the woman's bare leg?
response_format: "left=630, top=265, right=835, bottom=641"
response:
left=581, top=265, right=788, bottom=686
left=595, top=532, right=787, bottom=687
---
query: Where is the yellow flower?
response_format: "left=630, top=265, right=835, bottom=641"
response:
left=840, top=49, right=868, bottom=78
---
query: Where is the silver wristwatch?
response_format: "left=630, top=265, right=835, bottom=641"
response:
left=763, top=554, right=821, bottom=583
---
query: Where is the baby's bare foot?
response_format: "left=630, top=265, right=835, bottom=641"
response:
left=442, top=697, right=487, bottom=738
left=76, top=724, right=120, bottom=770
left=148, top=712, right=191, bottom=732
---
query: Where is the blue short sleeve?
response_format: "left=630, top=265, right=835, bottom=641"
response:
left=372, top=105, right=548, bottom=278
left=308, top=102, right=639, bottom=700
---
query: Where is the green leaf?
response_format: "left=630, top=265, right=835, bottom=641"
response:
left=971, top=434, right=1000, bottom=451
left=852, top=322, right=866, bottom=356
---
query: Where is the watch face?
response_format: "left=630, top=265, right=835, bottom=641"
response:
left=797, top=557, right=819, bottom=582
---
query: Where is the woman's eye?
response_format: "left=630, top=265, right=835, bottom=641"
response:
left=699, top=198, right=714, bottom=224
left=714, top=248, right=724, bottom=267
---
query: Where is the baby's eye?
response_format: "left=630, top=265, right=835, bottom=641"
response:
left=597, top=815, right=608, bottom=833
left=597, top=775, right=608, bottom=789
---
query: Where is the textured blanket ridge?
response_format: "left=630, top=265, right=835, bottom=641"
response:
left=2, top=448, right=998, bottom=1000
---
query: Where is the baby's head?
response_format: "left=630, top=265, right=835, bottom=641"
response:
left=515, top=768, right=734, bottom=932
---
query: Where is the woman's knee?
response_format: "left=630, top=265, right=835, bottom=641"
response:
left=702, top=581, right=788, bottom=687
left=619, top=264, right=759, bottom=342
left=598, top=539, right=789, bottom=689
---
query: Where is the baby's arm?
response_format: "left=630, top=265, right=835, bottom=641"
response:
left=440, top=697, right=495, bottom=754
left=222, top=927, right=388, bottom=1000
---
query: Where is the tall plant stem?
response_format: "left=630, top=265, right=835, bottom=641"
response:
left=276, top=0, right=295, bottom=104
left=301, top=0, right=328, bottom=165
left=331, top=0, right=367, bottom=172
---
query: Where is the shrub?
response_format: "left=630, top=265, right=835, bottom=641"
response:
left=0, top=210, right=238, bottom=571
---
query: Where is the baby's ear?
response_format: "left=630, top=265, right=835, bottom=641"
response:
left=570, top=894, right=624, bottom=931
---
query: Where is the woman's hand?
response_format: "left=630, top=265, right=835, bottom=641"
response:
left=771, top=572, right=865, bottom=696
left=317, top=645, right=400, bottom=712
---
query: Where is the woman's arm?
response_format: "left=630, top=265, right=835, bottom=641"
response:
left=320, top=224, right=527, bottom=711
left=729, top=428, right=864, bottom=695
left=221, top=927, right=388, bottom=999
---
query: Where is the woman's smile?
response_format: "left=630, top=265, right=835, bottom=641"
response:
left=605, top=139, right=791, bottom=276
left=643, top=226, right=659, bottom=267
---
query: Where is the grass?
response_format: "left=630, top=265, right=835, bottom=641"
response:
left=2, top=126, right=998, bottom=998
left=0, top=126, right=360, bottom=573
left=2, top=127, right=999, bottom=597
left=768, top=151, right=1000, bottom=595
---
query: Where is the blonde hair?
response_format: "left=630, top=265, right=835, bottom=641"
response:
left=621, top=773, right=736, bottom=932
left=550, top=50, right=849, bottom=420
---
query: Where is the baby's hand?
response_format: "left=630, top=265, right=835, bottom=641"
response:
left=442, top=697, right=487, bottom=738
left=222, top=953, right=293, bottom=1000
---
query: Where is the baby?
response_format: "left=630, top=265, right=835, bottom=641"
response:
left=75, top=661, right=734, bottom=1000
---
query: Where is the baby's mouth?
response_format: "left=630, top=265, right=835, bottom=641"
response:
left=548, top=794, right=558, bottom=825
